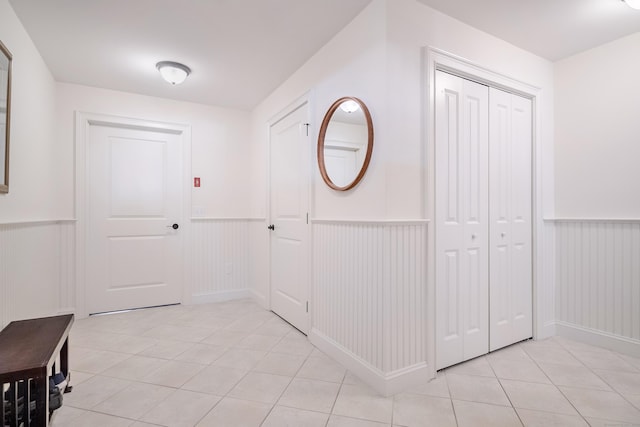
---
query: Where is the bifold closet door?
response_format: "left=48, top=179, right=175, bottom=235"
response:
left=488, top=88, right=533, bottom=352
left=435, top=70, right=489, bottom=370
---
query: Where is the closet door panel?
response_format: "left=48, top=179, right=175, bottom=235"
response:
left=435, top=70, right=489, bottom=369
left=489, top=89, right=512, bottom=350
left=489, top=88, right=533, bottom=351
left=461, top=79, right=489, bottom=361
left=509, top=94, right=533, bottom=343
left=436, top=71, right=464, bottom=369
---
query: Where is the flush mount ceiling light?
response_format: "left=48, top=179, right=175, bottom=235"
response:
left=339, top=100, right=360, bottom=113
left=623, top=0, right=640, bottom=9
left=156, top=61, right=191, bottom=85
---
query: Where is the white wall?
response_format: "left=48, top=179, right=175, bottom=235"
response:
left=56, top=84, right=256, bottom=313
left=553, top=32, right=640, bottom=354
left=555, top=32, right=640, bottom=218
left=249, top=0, right=388, bottom=221
left=386, top=0, right=555, bottom=218
left=56, top=83, right=252, bottom=218
left=248, top=0, right=388, bottom=309
left=250, top=0, right=556, bottom=222
left=249, top=0, right=555, bottom=394
left=0, top=221, right=74, bottom=327
left=1, top=0, right=256, bottom=326
left=0, top=0, right=60, bottom=222
left=0, top=0, right=67, bottom=328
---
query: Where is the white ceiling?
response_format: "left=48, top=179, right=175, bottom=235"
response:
left=8, top=0, right=372, bottom=110
left=9, top=0, right=640, bottom=110
left=415, top=0, right=640, bottom=61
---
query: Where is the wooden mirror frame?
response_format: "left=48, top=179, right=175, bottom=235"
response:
left=0, top=40, right=12, bottom=194
left=317, top=96, right=373, bottom=191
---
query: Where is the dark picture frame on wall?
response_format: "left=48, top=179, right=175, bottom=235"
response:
left=0, top=40, right=12, bottom=194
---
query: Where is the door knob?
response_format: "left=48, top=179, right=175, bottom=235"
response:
left=167, top=223, right=179, bottom=230
left=501, top=232, right=506, bottom=238
left=471, top=234, right=477, bottom=240
left=267, top=224, right=275, bottom=231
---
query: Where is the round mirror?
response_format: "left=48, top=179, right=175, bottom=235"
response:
left=317, top=97, right=373, bottom=191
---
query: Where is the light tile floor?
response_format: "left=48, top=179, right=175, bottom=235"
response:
left=50, top=299, right=640, bottom=426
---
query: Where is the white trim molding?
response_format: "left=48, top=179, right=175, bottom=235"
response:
left=555, top=321, right=640, bottom=358
left=309, top=329, right=430, bottom=397
left=191, top=289, right=253, bottom=305
left=311, top=218, right=430, bottom=225
left=546, top=218, right=640, bottom=224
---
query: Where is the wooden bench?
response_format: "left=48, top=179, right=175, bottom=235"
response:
left=0, top=314, right=74, bottom=427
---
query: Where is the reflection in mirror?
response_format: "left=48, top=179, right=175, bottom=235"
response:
left=0, top=40, right=11, bottom=194
left=318, top=97, right=373, bottom=191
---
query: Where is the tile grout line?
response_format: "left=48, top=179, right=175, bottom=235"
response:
left=441, top=370, right=460, bottom=427
left=205, top=329, right=295, bottom=426
left=485, top=351, right=524, bottom=427
left=390, top=387, right=395, bottom=427
left=323, top=369, right=348, bottom=427
left=587, top=363, right=640, bottom=416
left=520, top=340, right=593, bottom=425
left=257, top=343, right=316, bottom=426
left=69, top=304, right=293, bottom=426
left=67, top=302, right=640, bottom=427
left=187, top=313, right=296, bottom=426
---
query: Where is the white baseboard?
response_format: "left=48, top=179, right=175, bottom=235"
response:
left=555, top=321, right=640, bottom=358
left=191, top=289, right=252, bottom=305
left=536, top=320, right=556, bottom=340
left=309, top=328, right=431, bottom=397
left=250, top=289, right=268, bottom=310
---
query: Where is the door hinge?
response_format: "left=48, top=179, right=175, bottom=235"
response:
left=303, top=123, right=310, bottom=137
left=306, top=213, right=309, bottom=224
left=306, top=301, right=309, bottom=313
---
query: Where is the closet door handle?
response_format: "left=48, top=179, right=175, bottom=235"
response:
left=501, top=232, right=506, bottom=238
left=471, top=234, right=477, bottom=240
left=267, top=224, right=275, bottom=231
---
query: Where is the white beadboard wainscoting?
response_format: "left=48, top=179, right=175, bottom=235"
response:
left=0, top=220, right=75, bottom=329
left=538, top=220, right=557, bottom=337
left=553, top=219, right=640, bottom=356
left=190, top=218, right=264, bottom=304
left=0, top=218, right=265, bottom=328
left=309, top=219, right=429, bottom=396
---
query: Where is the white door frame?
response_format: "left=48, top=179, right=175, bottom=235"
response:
left=266, top=92, right=313, bottom=332
left=424, top=48, right=547, bottom=375
left=75, top=112, right=192, bottom=318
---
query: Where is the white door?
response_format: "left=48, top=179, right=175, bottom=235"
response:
left=435, top=70, right=490, bottom=369
left=86, top=123, right=183, bottom=314
left=269, top=103, right=310, bottom=333
left=323, top=147, right=358, bottom=188
left=489, top=88, right=533, bottom=351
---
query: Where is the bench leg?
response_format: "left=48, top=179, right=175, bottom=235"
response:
left=32, top=376, right=48, bottom=426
